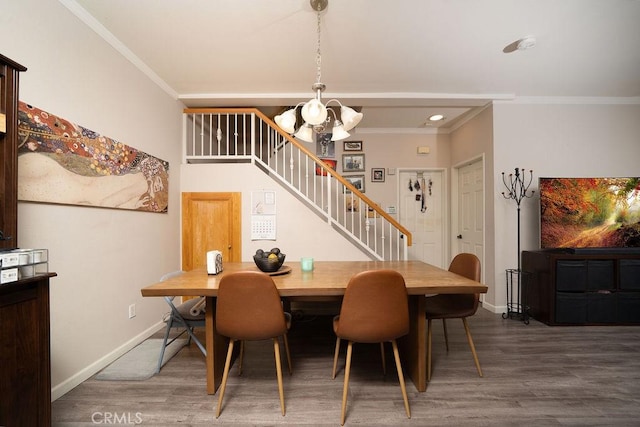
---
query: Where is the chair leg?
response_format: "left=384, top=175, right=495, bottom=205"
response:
left=380, top=342, right=386, bottom=375
left=185, top=326, right=207, bottom=357
left=186, top=327, right=193, bottom=346
left=442, top=319, right=449, bottom=351
left=462, top=318, right=483, bottom=377
left=391, top=340, right=411, bottom=419
left=216, top=339, right=235, bottom=418
left=283, top=334, right=293, bottom=375
left=273, top=338, right=286, bottom=416
left=238, top=341, right=244, bottom=376
left=340, top=341, right=353, bottom=426
left=427, top=318, right=432, bottom=382
left=156, top=319, right=173, bottom=374
left=332, top=337, right=341, bottom=379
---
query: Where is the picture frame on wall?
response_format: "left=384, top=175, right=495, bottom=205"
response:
left=344, top=175, right=365, bottom=193
left=346, top=194, right=359, bottom=212
left=343, top=141, right=362, bottom=151
left=371, top=168, right=385, bottom=182
left=316, top=132, right=335, bottom=158
left=342, top=154, right=365, bottom=172
left=315, top=158, right=337, bottom=176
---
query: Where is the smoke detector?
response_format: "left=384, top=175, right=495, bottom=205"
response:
left=516, top=36, right=537, bottom=51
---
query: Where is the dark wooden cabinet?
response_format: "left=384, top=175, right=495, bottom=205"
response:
left=0, top=273, right=56, bottom=427
left=523, top=250, right=640, bottom=325
left=0, top=54, right=26, bottom=250
left=0, top=54, right=55, bottom=427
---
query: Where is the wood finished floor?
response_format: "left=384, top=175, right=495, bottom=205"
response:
left=52, top=308, right=640, bottom=426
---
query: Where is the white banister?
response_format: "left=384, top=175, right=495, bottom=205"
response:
left=183, top=108, right=410, bottom=260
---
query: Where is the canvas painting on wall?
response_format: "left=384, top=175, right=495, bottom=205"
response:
left=17, top=101, right=169, bottom=213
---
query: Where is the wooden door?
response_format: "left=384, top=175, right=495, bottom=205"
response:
left=399, top=169, right=446, bottom=268
left=182, top=192, right=241, bottom=271
left=456, top=160, right=484, bottom=271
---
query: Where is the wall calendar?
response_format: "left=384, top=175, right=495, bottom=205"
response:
left=251, top=190, right=277, bottom=240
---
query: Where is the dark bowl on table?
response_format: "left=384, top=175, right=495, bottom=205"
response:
left=253, top=253, right=286, bottom=273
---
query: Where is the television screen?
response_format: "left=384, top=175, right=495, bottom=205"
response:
left=539, top=177, right=640, bottom=249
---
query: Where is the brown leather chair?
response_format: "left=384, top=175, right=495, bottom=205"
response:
left=425, top=253, right=483, bottom=381
left=215, top=271, right=292, bottom=418
left=332, top=270, right=411, bottom=425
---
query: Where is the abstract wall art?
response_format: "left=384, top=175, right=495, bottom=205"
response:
left=17, top=102, right=169, bottom=213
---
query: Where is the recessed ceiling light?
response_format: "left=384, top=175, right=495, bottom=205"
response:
left=429, top=114, right=445, bottom=122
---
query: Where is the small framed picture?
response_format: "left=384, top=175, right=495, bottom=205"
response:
left=343, top=141, right=363, bottom=151
left=344, top=175, right=365, bottom=193
left=371, top=168, right=385, bottom=182
left=315, top=158, right=337, bottom=176
left=346, top=194, right=359, bottom=212
left=316, top=132, right=335, bottom=157
left=342, top=154, right=365, bottom=172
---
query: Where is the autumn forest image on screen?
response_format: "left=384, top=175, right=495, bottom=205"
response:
left=540, top=178, right=640, bottom=248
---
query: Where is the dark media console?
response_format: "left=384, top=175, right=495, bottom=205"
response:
left=522, top=249, right=640, bottom=325
left=550, top=247, right=640, bottom=255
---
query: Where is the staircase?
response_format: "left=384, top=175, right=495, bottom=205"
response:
left=183, top=108, right=412, bottom=260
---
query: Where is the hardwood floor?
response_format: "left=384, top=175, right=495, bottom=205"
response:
left=52, top=308, right=640, bottom=426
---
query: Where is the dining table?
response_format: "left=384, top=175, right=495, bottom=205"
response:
left=141, top=260, right=488, bottom=394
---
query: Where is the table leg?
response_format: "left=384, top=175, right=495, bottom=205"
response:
left=205, top=296, right=228, bottom=395
left=399, top=295, right=427, bottom=392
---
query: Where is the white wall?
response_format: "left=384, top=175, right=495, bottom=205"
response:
left=1, top=0, right=184, bottom=399
left=350, top=131, right=451, bottom=215
left=180, top=163, right=371, bottom=262
left=492, top=101, right=640, bottom=312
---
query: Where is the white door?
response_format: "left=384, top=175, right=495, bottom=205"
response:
left=399, top=169, right=445, bottom=268
left=456, top=160, right=484, bottom=263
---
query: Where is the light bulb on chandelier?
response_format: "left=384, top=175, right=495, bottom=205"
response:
left=274, top=0, right=363, bottom=142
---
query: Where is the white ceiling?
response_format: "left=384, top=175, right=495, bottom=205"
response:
left=68, top=0, right=640, bottom=130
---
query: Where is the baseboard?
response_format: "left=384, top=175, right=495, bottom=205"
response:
left=51, top=321, right=165, bottom=401
left=480, top=301, right=506, bottom=314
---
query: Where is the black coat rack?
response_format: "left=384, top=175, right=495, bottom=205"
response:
left=501, top=168, right=534, bottom=321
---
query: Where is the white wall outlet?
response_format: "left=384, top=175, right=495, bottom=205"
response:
left=128, top=304, right=136, bottom=319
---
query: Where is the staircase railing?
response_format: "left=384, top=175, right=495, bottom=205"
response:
left=183, top=108, right=411, bottom=260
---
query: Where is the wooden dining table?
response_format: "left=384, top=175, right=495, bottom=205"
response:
left=141, top=260, right=487, bottom=394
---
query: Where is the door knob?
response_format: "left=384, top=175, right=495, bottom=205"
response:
left=457, top=234, right=462, bottom=239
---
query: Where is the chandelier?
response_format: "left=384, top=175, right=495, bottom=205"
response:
left=274, top=0, right=363, bottom=143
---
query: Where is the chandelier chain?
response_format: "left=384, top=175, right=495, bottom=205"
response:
left=273, top=0, right=362, bottom=142
left=315, top=6, right=322, bottom=84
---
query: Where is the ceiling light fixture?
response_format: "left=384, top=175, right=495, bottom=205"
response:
left=516, top=36, right=537, bottom=51
left=428, top=114, right=445, bottom=122
left=503, top=35, right=537, bottom=54
left=274, top=0, right=362, bottom=143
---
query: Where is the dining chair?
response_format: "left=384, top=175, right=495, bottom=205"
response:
left=156, top=271, right=206, bottom=374
left=425, top=253, right=483, bottom=381
left=215, top=271, right=292, bottom=418
left=332, top=269, right=411, bottom=425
